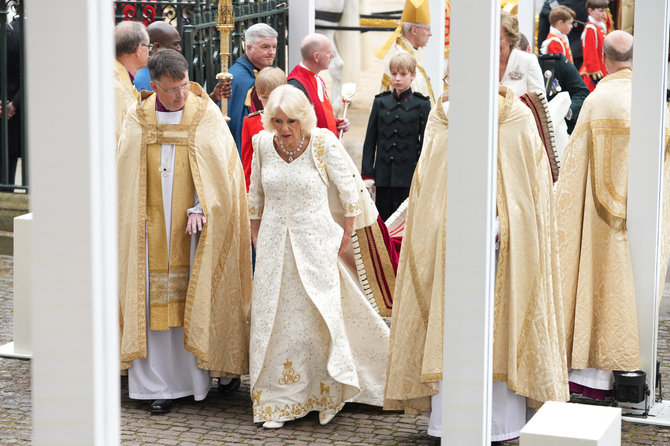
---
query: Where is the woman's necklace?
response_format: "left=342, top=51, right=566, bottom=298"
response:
left=279, top=134, right=305, bottom=162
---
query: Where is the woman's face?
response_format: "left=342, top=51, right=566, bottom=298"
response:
left=272, top=108, right=302, bottom=147
left=500, top=28, right=512, bottom=64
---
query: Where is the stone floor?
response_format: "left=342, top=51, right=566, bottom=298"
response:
left=3, top=267, right=670, bottom=445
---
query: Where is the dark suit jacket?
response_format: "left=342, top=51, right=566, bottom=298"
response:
left=538, top=53, right=590, bottom=134
left=361, top=89, right=431, bottom=188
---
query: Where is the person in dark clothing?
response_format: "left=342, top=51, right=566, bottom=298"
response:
left=0, top=15, right=22, bottom=189
left=537, top=0, right=588, bottom=69
left=361, top=53, right=431, bottom=221
left=538, top=52, right=590, bottom=133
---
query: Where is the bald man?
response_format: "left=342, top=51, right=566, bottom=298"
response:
left=133, top=21, right=182, bottom=92
left=557, top=31, right=670, bottom=399
left=115, top=21, right=149, bottom=142
left=287, top=33, right=349, bottom=137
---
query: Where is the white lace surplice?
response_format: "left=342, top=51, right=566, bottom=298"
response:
left=248, top=129, right=388, bottom=423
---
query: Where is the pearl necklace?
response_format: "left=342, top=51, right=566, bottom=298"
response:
left=279, top=134, right=305, bottom=162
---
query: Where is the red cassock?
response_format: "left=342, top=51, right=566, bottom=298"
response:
left=580, top=22, right=607, bottom=92
left=240, top=111, right=265, bottom=191
left=543, top=32, right=573, bottom=63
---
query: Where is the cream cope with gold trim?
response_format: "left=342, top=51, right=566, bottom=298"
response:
left=114, top=59, right=139, bottom=143
left=117, top=82, right=253, bottom=377
left=384, top=86, right=569, bottom=413
left=557, top=68, right=670, bottom=372
left=375, top=0, right=434, bottom=104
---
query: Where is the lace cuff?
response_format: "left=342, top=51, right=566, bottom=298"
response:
left=187, top=202, right=203, bottom=216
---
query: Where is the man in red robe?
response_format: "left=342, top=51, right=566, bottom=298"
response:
left=287, top=33, right=349, bottom=137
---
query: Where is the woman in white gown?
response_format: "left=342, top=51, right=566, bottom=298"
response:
left=500, top=10, right=545, bottom=97
left=248, top=85, right=389, bottom=429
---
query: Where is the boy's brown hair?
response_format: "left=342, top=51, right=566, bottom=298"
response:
left=586, top=0, right=609, bottom=10
left=254, top=67, right=287, bottom=95
left=549, top=5, right=576, bottom=26
left=389, top=52, right=417, bottom=74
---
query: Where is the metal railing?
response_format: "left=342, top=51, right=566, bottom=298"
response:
left=114, top=1, right=289, bottom=92
left=0, top=0, right=26, bottom=191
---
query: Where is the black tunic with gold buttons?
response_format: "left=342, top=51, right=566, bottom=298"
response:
left=361, top=89, right=431, bottom=188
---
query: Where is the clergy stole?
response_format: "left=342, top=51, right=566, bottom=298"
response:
left=146, top=141, right=194, bottom=330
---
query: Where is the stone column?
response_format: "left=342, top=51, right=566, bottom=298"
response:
left=628, top=0, right=670, bottom=413
left=26, top=0, right=118, bottom=444
left=443, top=1, right=500, bottom=444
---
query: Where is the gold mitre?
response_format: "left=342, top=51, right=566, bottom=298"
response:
left=401, top=0, right=430, bottom=24
left=374, top=0, right=431, bottom=59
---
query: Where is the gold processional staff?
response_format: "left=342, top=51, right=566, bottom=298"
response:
left=216, top=0, right=234, bottom=120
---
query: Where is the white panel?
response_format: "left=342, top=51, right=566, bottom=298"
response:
left=288, top=0, right=315, bottom=71
left=27, top=0, right=118, bottom=444
left=517, top=0, right=535, bottom=52
left=13, top=213, right=31, bottom=355
left=628, top=0, right=670, bottom=411
left=424, top=0, right=445, bottom=101
left=443, top=1, right=500, bottom=444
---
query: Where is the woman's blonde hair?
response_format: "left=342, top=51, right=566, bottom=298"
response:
left=255, top=67, right=287, bottom=95
left=500, top=11, right=520, bottom=50
left=261, top=84, right=317, bottom=133
left=389, top=52, right=417, bottom=74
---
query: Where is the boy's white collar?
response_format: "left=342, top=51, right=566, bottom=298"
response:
left=549, top=26, right=567, bottom=39
left=588, top=15, right=606, bottom=31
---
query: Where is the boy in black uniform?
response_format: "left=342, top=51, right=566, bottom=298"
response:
left=361, top=52, right=431, bottom=221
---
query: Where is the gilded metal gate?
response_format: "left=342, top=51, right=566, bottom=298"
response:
left=114, top=0, right=289, bottom=92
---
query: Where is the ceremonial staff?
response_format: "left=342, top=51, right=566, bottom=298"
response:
left=216, top=0, right=234, bottom=119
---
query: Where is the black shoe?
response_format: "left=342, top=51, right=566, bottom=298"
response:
left=149, top=399, right=172, bottom=414
left=219, top=377, right=241, bottom=393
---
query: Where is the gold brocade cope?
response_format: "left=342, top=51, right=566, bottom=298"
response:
left=385, top=86, right=569, bottom=413
left=114, top=59, right=139, bottom=143
left=555, top=69, right=670, bottom=372
left=493, top=86, right=568, bottom=403
left=590, top=121, right=629, bottom=230
left=384, top=100, right=449, bottom=413
left=146, top=141, right=194, bottom=330
left=117, top=82, right=252, bottom=376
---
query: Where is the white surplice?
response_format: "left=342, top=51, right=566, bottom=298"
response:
left=128, top=106, right=211, bottom=401
left=248, top=129, right=389, bottom=424
left=428, top=219, right=527, bottom=441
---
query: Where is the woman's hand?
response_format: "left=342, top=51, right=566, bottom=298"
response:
left=338, top=216, right=355, bottom=256
left=250, top=219, right=261, bottom=249
left=338, top=233, right=352, bottom=256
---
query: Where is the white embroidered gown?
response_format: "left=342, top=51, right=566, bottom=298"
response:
left=248, top=129, right=389, bottom=424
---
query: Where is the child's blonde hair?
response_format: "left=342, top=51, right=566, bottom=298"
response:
left=255, top=67, right=287, bottom=95
left=389, top=52, right=417, bottom=74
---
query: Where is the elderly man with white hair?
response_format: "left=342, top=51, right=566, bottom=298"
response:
left=374, top=0, right=434, bottom=103
left=114, top=20, right=149, bottom=142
